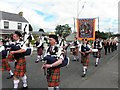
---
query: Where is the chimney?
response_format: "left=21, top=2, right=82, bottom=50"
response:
left=18, top=12, right=23, bottom=17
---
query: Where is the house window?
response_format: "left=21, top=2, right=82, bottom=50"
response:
left=18, top=23, right=22, bottom=30
left=4, top=21, right=9, bottom=29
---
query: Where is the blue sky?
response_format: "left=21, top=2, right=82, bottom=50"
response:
left=0, top=0, right=119, bottom=34
left=34, top=9, right=57, bottom=22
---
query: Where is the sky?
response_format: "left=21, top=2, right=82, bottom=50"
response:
left=0, top=0, right=119, bottom=34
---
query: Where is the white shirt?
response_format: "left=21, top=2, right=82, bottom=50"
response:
left=44, top=45, right=64, bottom=60
left=0, top=46, right=5, bottom=52
left=16, top=40, right=27, bottom=51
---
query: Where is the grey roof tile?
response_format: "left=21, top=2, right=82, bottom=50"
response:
left=0, top=11, right=28, bottom=23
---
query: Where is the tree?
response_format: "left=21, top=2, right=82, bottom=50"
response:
left=55, top=24, right=72, bottom=38
left=95, top=31, right=110, bottom=39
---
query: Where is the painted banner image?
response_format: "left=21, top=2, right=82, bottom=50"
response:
left=77, top=18, right=95, bottom=40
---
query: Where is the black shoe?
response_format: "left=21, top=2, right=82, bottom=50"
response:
left=72, top=59, right=77, bottom=61
left=22, top=86, right=28, bottom=89
left=76, top=58, right=79, bottom=61
left=81, top=74, right=86, bottom=77
left=7, top=75, right=14, bottom=79
left=95, top=64, right=98, bottom=67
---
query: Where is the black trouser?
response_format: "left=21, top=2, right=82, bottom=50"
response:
left=108, top=46, right=111, bottom=53
left=111, top=46, right=114, bottom=52
left=104, top=46, right=107, bottom=55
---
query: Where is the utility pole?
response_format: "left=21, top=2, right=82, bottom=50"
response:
left=98, top=17, right=99, bottom=32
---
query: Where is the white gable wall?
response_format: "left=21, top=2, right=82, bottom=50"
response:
left=0, top=20, right=29, bottom=33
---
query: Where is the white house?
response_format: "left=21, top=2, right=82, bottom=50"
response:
left=0, top=11, right=29, bottom=38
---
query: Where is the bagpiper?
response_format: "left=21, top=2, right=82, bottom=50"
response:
left=10, top=31, right=28, bottom=90
left=41, top=34, right=64, bottom=90
left=0, top=40, right=14, bottom=79
left=79, top=38, right=92, bottom=77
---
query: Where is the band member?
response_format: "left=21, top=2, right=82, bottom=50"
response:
left=35, top=36, right=44, bottom=63
left=103, top=39, right=108, bottom=55
left=92, top=38, right=102, bottom=67
left=10, top=31, right=28, bottom=89
left=114, top=40, right=118, bottom=51
left=79, top=38, right=92, bottom=77
left=107, top=39, right=111, bottom=53
left=0, top=40, right=14, bottom=79
left=41, top=35, right=63, bottom=90
left=110, top=39, right=115, bottom=52
left=71, top=37, right=80, bottom=61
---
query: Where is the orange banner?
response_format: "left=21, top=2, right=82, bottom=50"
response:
left=76, top=18, right=96, bottom=40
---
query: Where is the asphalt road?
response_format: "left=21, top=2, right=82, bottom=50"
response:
left=1, top=46, right=119, bottom=89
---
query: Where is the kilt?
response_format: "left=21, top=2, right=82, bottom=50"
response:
left=81, top=55, right=89, bottom=66
left=37, top=48, right=43, bottom=55
left=7, top=53, right=14, bottom=62
left=14, top=57, right=26, bottom=77
left=2, top=58, right=11, bottom=71
left=47, top=68, right=60, bottom=87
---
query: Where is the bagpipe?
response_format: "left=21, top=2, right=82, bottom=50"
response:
left=43, top=55, right=69, bottom=68
left=5, top=25, right=33, bottom=57
left=81, top=44, right=91, bottom=56
left=0, top=46, right=7, bottom=59
left=43, top=39, right=70, bottom=68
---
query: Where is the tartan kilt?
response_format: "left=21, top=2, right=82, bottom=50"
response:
left=47, top=68, right=60, bottom=87
left=81, top=55, right=89, bottom=66
left=14, top=57, right=26, bottom=77
left=37, top=48, right=43, bottom=55
left=2, top=58, right=11, bottom=71
left=7, top=53, right=14, bottom=62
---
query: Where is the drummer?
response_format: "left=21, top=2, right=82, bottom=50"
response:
left=71, top=37, right=80, bottom=61
left=92, top=38, right=102, bottom=67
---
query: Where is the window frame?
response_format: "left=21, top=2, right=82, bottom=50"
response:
left=4, top=21, right=9, bottom=29
left=17, top=23, right=22, bottom=30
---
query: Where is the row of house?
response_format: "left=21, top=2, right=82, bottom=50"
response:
left=0, top=11, right=29, bottom=39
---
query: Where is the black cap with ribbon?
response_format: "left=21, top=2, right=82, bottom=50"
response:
left=49, top=34, right=58, bottom=44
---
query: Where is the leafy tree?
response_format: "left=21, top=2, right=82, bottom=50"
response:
left=95, top=31, right=110, bottom=39
left=55, top=24, right=72, bottom=38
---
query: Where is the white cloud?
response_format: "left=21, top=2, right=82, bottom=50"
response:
left=0, top=0, right=119, bottom=33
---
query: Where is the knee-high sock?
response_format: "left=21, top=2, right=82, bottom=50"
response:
left=21, top=75, right=27, bottom=87
left=40, top=55, right=43, bottom=60
left=96, top=58, right=99, bottom=64
left=55, top=86, right=59, bottom=90
left=9, top=70, right=13, bottom=75
left=36, top=55, right=40, bottom=61
left=13, top=79, right=19, bottom=89
left=83, top=66, right=87, bottom=74
left=48, top=87, right=54, bottom=90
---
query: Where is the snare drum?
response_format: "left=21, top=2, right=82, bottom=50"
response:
left=70, top=46, right=76, bottom=54
left=92, top=49, right=98, bottom=52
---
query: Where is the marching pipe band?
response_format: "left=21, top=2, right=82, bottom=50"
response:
left=1, top=31, right=118, bottom=90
